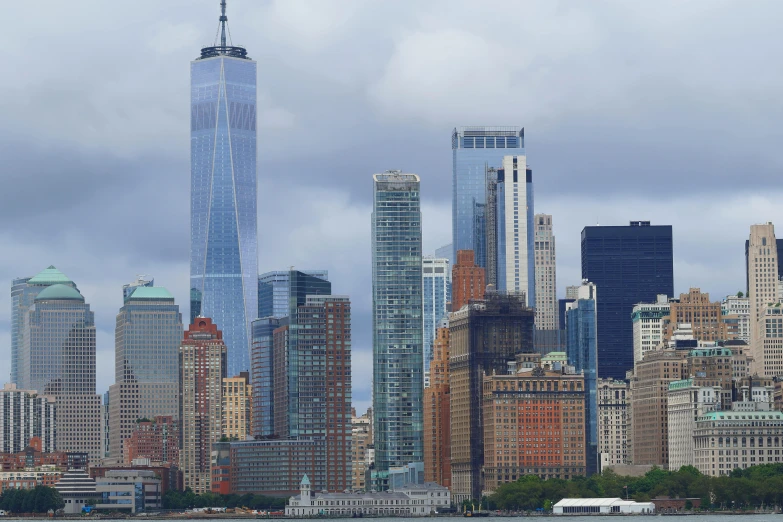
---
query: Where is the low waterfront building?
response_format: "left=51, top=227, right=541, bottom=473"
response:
left=553, top=498, right=655, bottom=514
left=286, top=475, right=450, bottom=517
left=0, top=468, right=62, bottom=491
left=90, top=461, right=182, bottom=495
left=95, top=470, right=161, bottom=513
left=54, top=469, right=97, bottom=514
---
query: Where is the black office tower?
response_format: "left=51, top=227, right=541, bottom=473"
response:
left=581, top=221, right=673, bottom=379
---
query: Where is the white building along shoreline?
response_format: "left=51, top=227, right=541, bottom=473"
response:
left=286, top=475, right=451, bottom=517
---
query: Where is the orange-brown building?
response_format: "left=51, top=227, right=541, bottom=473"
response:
left=483, top=363, right=586, bottom=494
left=664, top=288, right=738, bottom=343
left=452, top=250, right=485, bottom=310
left=424, top=324, right=451, bottom=488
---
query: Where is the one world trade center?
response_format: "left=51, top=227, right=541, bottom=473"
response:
left=190, top=1, right=258, bottom=376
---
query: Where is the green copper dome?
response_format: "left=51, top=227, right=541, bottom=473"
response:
left=28, top=266, right=74, bottom=286
left=128, top=287, right=174, bottom=300
left=35, top=284, right=84, bottom=302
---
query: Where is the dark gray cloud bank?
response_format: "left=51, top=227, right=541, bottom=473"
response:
left=2, top=0, right=783, bottom=413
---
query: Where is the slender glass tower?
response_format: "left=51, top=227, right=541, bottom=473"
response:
left=371, top=172, right=423, bottom=484
left=190, top=1, right=258, bottom=377
left=452, top=126, right=525, bottom=267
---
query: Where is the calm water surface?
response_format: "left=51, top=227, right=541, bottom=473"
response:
left=85, top=514, right=783, bottom=522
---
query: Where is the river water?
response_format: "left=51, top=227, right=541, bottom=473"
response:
left=73, top=513, right=781, bottom=522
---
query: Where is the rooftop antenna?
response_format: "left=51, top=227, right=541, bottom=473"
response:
left=219, top=0, right=227, bottom=48
left=199, top=0, right=248, bottom=59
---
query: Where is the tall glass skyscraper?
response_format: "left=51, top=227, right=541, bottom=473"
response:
left=109, top=285, right=182, bottom=460
left=11, top=266, right=78, bottom=386
left=22, top=283, right=102, bottom=461
left=190, top=3, right=258, bottom=377
left=581, top=221, right=674, bottom=379
left=565, top=282, right=598, bottom=476
left=371, top=172, right=423, bottom=481
left=452, top=127, right=525, bottom=267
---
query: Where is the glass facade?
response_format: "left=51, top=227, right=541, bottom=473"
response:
left=190, top=51, right=258, bottom=378
left=372, top=172, right=423, bottom=475
left=581, top=222, right=674, bottom=379
left=258, top=270, right=329, bottom=320
left=115, top=288, right=182, bottom=385
left=566, top=294, right=598, bottom=476
left=422, top=258, right=450, bottom=382
left=250, top=317, right=279, bottom=438
left=11, top=266, right=78, bottom=389
left=24, top=286, right=95, bottom=396
left=110, top=287, right=182, bottom=459
left=452, top=126, right=525, bottom=267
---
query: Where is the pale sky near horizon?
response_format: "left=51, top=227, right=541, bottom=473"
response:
left=2, top=0, right=783, bottom=414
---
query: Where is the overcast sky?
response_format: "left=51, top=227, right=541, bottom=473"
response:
left=2, top=0, right=783, bottom=414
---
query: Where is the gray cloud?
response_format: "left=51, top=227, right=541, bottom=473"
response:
left=2, top=0, right=783, bottom=414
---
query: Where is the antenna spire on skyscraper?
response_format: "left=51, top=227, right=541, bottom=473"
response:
left=220, top=0, right=227, bottom=48
left=199, top=0, right=249, bottom=60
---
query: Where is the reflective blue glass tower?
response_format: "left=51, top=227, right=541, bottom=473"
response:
left=190, top=2, right=258, bottom=377
left=565, top=283, right=598, bottom=477
left=452, top=127, right=525, bottom=267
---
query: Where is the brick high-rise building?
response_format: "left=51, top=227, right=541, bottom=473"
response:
left=179, top=318, right=226, bottom=493
left=452, top=250, right=486, bottom=311
left=483, top=362, right=586, bottom=495
left=423, top=322, right=451, bottom=488
left=123, top=416, right=180, bottom=466
left=222, top=372, right=252, bottom=441
left=664, top=288, right=737, bottom=343
left=449, top=292, right=534, bottom=502
left=628, top=349, right=687, bottom=467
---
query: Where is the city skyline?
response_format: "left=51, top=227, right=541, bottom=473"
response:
left=4, top=1, right=783, bottom=414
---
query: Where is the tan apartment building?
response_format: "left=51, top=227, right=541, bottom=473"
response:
left=597, top=379, right=629, bottom=469
left=533, top=214, right=558, bottom=330
left=351, top=408, right=372, bottom=491
left=222, top=372, right=252, bottom=441
left=663, top=288, right=737, bottom=343
left=747, top=223, right=780, bottom=376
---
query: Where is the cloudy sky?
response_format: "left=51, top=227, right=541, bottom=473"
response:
left=2, top=0, right=783, bottom=414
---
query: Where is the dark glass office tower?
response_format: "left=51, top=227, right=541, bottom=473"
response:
left=581, top=221, right=673, bottom=379
left=190, top=2, right=258, bottom=377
